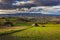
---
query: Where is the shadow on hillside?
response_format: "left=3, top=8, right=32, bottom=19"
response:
left=0, top=35, right=41, bottom=40
left=0, top=34, right=60, bottom=40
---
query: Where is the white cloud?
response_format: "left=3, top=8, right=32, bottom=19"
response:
left=28, top=5, right=60, bottom=14
left=43, top=6, right=60, bottom=14
left=12, top=1, right=34, bottom=6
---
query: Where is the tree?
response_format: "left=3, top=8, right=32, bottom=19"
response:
left=4, top=19, right=14, bottom=27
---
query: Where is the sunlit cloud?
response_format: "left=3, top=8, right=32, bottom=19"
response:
left=28, top=5, right=60, bottom=14
left=12, top=1, right=34, bottom=6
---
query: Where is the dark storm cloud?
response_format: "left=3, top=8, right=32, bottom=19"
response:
left=12, top=1, right=37, bottom=8
left=0, top=0, right=60, bottom=6
left=30, top=0, right=60, bottom=6
left=18, top=0, right=60, bottom=6
left=0, top=0, right=60, bottom=9
left=12, top=0, right=60, bottom=8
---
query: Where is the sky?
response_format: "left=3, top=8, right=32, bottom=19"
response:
left=26, top=6, right=60, bottom=15
left=0, top=0, right=60, bottom=15
left=12, top=0, right=60, bottom=15
left=12, top=0, right=60, bottom=6
left=0, top=0, right=60, bottom=6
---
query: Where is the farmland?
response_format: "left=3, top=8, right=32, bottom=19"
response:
left=0, top=17, right=60, bottom=40
left=0, top=24, right=60, bottom=40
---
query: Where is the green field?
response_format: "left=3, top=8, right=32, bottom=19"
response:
left=0, top=24, right=60, bottom=40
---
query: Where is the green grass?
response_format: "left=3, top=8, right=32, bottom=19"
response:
left=0, top=24, right=60, bottom=40
left=0, top=26, right=29, bottom=35
left=14, top=22, right=33, bottom=26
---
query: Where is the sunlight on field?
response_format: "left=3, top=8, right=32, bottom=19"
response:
left=11, top=27, right=60, bottom=40
left=0, top=24, right=60, bottom=40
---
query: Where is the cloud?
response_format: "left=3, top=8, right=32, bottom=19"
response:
left=28, top=5, right=60, bottom=14
left=12, top=1, right=36, bottom=8
left=42, top=6, right=60, bottom=14
left=13, top=1, right=34, bottom=6
left=14, top=0, right=60, bottom=6
left=1, top=0, right=60, bottom=6
left=30, top=0, right=60, bottom=6
left=0, top=0, right=60, bottom=9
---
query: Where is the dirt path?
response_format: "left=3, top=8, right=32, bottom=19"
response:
left=0, top=26, right=32, bottom=36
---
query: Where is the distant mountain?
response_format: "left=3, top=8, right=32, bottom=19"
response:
left=0, top=13, right=60, bottom=17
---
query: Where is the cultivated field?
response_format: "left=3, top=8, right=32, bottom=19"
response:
left=0, top=24, right=60, bottom=40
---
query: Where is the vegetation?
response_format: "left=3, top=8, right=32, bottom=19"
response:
left=0, top=16, right=60, bottom=26
left=0, top=24, right=60, bottom=40
left=0, top=17, right=60, bottom=40
left=0, top=26, right=30, bottom=36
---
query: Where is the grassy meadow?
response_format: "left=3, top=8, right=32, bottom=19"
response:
left=0, top=24, right=60, bottom=40
left=0, top=17, right=60, bottom=40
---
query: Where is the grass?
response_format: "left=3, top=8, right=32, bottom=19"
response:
left=0, top=26, right=30, bottom=35
left=0, top=24, right=60, bottom=40
left=14, top=22, right=32, bottom=26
